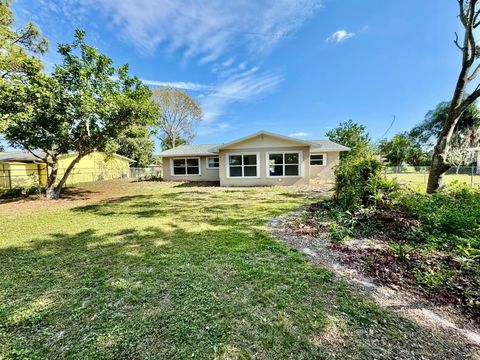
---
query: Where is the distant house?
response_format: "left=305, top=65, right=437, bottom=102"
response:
left=0, top=151, right=134, bottom=189
left=157, top=130, right=350, bottom=186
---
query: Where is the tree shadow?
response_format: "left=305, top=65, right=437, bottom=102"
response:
left=0, top=191, right=476, bottom=359
left=173, top=181, right=220, bottom=188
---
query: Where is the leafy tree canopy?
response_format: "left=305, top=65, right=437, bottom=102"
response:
left=0, top=29, right=160, bottom=198
left=0, top=0, right=48, bottom=78
left=379, top=133, right=430, bottom=166
left=326, top=119, right=372, bottom=157
left=115, top=126, right=156, bottom=167
left=410, top=101, right=480, bottom=147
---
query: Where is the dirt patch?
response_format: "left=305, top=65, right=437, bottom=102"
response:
left=269, top=211, right=480, bottom=358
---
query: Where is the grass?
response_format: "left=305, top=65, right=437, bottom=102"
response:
left=0, top=181, right=472, bottom=359
left=385, top=172, right=480, bottom=190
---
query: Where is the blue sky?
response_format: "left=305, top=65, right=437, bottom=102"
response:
left=9, top=0, right=462, bottom=151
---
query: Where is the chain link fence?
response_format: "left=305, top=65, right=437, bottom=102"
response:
left=0, top=167, right=162, bottom=191
left=384, top=166, right=480, bottom=189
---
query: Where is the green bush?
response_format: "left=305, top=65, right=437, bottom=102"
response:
left=334, top=155, right=397, bottom=210
left=0, top=186, right=43, bottom=199
left=397, top=181, right=480, bottom=250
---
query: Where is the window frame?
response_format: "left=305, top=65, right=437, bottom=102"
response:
left=206, top=156, right=220, bottom=169
left=310, top=153, right=327, bottom=166
left=265, top=151, right=303, bottom=178
left=225, top=152, right=260, bottom=179
left=170, top=157, right=202, bottom=176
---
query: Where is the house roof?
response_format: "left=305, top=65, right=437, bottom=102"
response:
left=157, top=144, right=220, bottom=157
left=0, top=151, right=135, bottom=163
left=310, top=140, right=351, bottom=152
left=0, top=151, right=46, bottom=162
left=156, top=131, right=350, bottom=157
left=213, top=130, right=312, bottom=151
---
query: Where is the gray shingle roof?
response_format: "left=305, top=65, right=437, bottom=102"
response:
left=0, top=151, right=47, bottom=162
left=309, top=140, right=350, bottom=152
left=157, top=144, right=220, bottom=157
left=156, top=135, right=350, bottom=158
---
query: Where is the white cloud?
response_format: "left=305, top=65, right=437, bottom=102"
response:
left=326, top=29, right=355, bottom=43
left=289, top=132, right=309, bottom=137
left=37, top=0, right=320, bottom=61
left=143, top=67, right=283, bottom=135
left=200, top=67, right=282, bottom=123
left=140, top=79, right=213, bottom=91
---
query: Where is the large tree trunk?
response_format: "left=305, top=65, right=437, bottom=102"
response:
left=45, top=154, right=85, bottom=200
left=427, top=0, right=480, bottom=193
left=46, top=158, right=59, bottom=199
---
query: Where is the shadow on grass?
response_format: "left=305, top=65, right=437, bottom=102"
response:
left=0, top=191, right=476, bottom=359
left=173, top=181, right=220, bottom=188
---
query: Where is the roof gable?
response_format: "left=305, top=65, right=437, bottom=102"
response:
left=213, top=131, right=311, bottom=151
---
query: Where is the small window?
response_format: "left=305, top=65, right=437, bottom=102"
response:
left=228, top=154, right=258, bottom=178
left=310, top=154, right=325, bottom=166
left=207, top=157, right=219, bottom=169
left=268, top=152, right=300, bottom=177
left=172, top=158, right=200, bottom=175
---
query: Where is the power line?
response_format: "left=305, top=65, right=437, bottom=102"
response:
left=376, top=115, right=396, bottom=143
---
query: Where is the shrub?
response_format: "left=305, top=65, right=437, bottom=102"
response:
left=397, top=181, right=480, bottom=250
left=0, top=185, right=43, bottom=199
left=334, top=155, right=397, bottom=210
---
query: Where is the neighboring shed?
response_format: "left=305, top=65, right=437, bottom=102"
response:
left=0, top=151, right=134, bottom=189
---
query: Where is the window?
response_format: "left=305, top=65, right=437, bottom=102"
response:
left=171, top=158, right=200, bottom=176
left=207, top=157, right=219, bottom=169
left=227, top=154, right=258, bottom=178
left=310, top=154, right=326, bottom=166
left=267, top=152, right=301, bottom=177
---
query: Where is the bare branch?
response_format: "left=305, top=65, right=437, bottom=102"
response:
left=467, top=62, right=480, bottom=80
left=454, top=32, right=464, bottom=50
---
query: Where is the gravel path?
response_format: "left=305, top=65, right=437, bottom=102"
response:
left=269, top=211, right=480, bottom=359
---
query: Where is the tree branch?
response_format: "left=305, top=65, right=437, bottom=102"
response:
left=468, top=62, right=480, bottom=80
left=454, top=32, right=464, bottom=50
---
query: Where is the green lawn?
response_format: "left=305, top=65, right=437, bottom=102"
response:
left=0, top=182, right=471, bottom=359
left=386, top=172, right=480, bottom=190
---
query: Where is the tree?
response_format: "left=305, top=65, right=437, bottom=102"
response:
left=380, top=133, right=431, bottom=166
left=115, top=126, right=156, bottom=167
left=379, top=133, right=412, bottom=166
left=410, top=101, right=480, bottom=146
left=151, top=88, right=202, bottom=149
left=0, top=30, right=159, bottom=199
left=160, top=134, right=187, bottom=151
left=446, top=125, right=480, bottom=173
left=326, top=120, right=371, bottom=157
left=427, top=0, right=480, bottom=193
left=0, top=0, right=48, bottom=78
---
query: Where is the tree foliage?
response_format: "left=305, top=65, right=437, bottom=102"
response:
left=0, top=30, right=159, bottom=199
left=0, top=0, right=48, bottom=78
left=326, top=119, right=371, bottom=157
left=151, top=87, right=202, bottom=149
left=410, top=101, right=480, bottom=147
left=379, top=133, right=430, bottom=166
left=115, top=126, right=156, bottom=167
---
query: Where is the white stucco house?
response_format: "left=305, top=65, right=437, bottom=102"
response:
left=157, top=130, right=350, bottom=186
